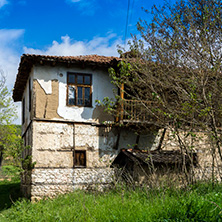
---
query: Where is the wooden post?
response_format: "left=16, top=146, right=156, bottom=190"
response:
left=120, top=83, right=124, bottom=120
left=115, top=103, right=119, bottom=122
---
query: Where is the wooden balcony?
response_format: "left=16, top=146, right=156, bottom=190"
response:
left=113, top=84, right=157, bottom=125
left=115, top=99, right=156, bottom=124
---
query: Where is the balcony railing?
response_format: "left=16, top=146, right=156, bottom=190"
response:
left=116, top=99, right=155, bottom=123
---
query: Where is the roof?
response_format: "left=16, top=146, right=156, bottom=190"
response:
left=127, top=149, right=188, bottom=165
left=112, top=149, right=196, bottom=167
left=13, top=54, right=121, bottom=102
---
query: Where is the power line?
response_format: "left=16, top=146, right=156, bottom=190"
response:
left=124, top=0, right=135, bottom=48
left=124, top=0, right=131, bottom=47
left=129, top=0, right=135, bottom=26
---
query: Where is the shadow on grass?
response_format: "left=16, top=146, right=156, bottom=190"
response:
left=0, top=180, right=22, bottom=211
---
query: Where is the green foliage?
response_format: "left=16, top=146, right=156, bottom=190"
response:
left=96, top=97, right=117, bottom=115
left=0, top=71, right=27, bottom=172
left=109, top=61, right=132, bottom=86
left=0, top=71, right=20, bottom=167
left=0, top=72, right=16, bottom=125
left=129, top=0, right=222, bottom=129
left=22, top=154, right=36, bottom=171
left=1, top=183, right=222, bottom=221
left=1, top=165, right=21, bottom=179
left=1, top=126, right=29, bottom=176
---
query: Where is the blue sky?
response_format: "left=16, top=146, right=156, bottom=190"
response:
left=0, top=0, right=174, bottom=123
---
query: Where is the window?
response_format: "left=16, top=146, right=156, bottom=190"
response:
left=74, top=150, right=86, bottom=167
left=67, top=73, right=92, bottom=107
left=22, top=98, right=25, bottom=124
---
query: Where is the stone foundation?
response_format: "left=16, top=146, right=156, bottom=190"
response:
left=31, top=168, right=114, bottom=200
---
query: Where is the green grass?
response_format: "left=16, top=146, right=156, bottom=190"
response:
left=0, top=165, right=22, bottom=211
left=0, top=179, right=21, bottom=211
left=1, top=182, right=222, bottom=222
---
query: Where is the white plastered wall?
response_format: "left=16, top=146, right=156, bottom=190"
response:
left=33, top=65, right=116, bottom=123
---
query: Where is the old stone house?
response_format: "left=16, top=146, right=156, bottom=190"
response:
left=13, top=54, right=164, bottom=200
left=13, top=54, right=221, bottom=200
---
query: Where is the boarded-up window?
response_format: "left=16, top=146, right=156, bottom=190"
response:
left=74, top=150, right=86, bottom=167
left=67, top=73, right=92, bottom=107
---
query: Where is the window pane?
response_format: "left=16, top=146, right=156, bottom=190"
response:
left=84, top=75, right=91, bottom=85
left=79, top=152, right=85, bottom=166
left=77, top=87, right=83, bottom=105
left=68, top=74, right=75, bottom=83
left=77, top=75, right=84, bottom=84
left=68, top=85, right=75, bottom=105
left=74, top=151, right=86, bottom=167
left=75, top=152, right=80, bottom=166
left=84, top=87, right=91, bottom=106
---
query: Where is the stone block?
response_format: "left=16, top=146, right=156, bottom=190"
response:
left=33, top=150, right=73, bottom=167
left=75, top=125, right=98, bottom=136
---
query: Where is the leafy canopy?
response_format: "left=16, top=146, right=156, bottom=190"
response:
left=110, top=0, right=222, bottom=131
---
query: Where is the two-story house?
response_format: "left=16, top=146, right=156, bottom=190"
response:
left=13, top=54, right=161, bottom=200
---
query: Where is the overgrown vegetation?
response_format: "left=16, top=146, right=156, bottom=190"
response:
left=0, top=181, right=222, bottom=221
left=101, top=0, right=222, bottom=183
left=0, top=70, right=25, bottom=171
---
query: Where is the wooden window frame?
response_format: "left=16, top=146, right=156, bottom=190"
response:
left=74, top=150, right=86, bottom=168
left=67, top=72, right=92, bottom=107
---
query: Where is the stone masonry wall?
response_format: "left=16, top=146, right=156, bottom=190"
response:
left=161, top=129, right=222, bottom=181
left=73, top=168, right=114, bottom=190
left=31, top=168, right=114, bottom=200
left=31, top=121, right=119, bottom=200
left=29, top=119, right=222, bottom=200
left=31, top=168, right=73, bottom=200
left=28, top=120, right=222, bottom=200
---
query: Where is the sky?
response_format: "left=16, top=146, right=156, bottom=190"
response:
left=0, top=0, right=174, bottom=124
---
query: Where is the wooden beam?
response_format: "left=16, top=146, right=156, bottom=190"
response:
left=120, top=83, right=124, bottom=99
left=120, top=83, right=124, bottom=120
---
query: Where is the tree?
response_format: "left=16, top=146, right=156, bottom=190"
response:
left=0, top=70, right=18, bottom=166
left=109, top=0, right=222, bottom=182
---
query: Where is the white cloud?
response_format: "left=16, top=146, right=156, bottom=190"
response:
left=0, top=0, right=8, bottom=8
left=24, top=34, right=125, bottom=57
left=0, top=29, right=25, bottom=88
left=0, top=29, right=24, bottom=125
left=0, top=29, right=24, bottom=46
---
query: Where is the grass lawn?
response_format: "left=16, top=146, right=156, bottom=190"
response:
left=0, top=179, right=21, bottom=211
left=0, top=165, right=22, bottom=211
left=0, top=181, right=222, bottom=222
